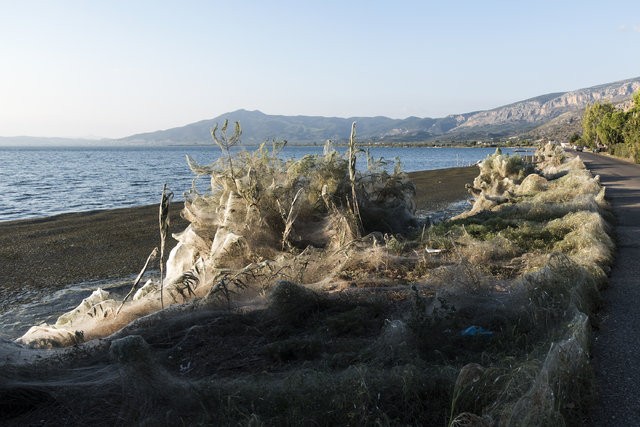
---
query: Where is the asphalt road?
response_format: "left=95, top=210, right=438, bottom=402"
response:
left=576, top=151, right=640, bottom=425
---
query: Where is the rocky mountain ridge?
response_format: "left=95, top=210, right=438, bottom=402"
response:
left=457, top=78, right=640, bottom=131
left=8, top=77, right=637, bottom=146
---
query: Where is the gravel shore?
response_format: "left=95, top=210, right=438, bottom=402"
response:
left=0, top=166, right=477, bottom=302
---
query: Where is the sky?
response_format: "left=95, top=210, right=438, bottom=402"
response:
left=1, top=0, right=639, bottom=139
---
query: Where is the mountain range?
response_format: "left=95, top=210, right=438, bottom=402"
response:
left=119, top=77, right=640, bottom=146
left=2, top=77, right=639, bottom=147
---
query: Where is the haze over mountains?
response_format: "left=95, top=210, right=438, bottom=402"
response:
left=2, top=77, right=639, bottom=146
left=118, top=77, right=640, bottom=145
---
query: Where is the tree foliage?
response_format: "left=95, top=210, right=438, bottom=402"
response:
left=582, top=102, right=615, bottom=147
left=569, top=132, right=581, bottom=144
left=624, top=92, right=640, bottom=147
left=581, top=90, right=640, bottom=162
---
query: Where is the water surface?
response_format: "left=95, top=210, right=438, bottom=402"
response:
left=0, top=145, right=530, bottom=222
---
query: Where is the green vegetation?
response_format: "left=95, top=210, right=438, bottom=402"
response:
left=581, top=90, right=640, bottom=161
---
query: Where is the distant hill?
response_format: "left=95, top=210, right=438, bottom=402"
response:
left=4, top=77, right=639, bottom=147
left=0, top=136, right=110, bottom=147
left=119, top=110, right=447, bottom=145
left=117, top=77, right=640, bottom=145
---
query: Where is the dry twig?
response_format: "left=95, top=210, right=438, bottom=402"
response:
left=159, top=184, right=174, bottom=308
left=116, top=247, right=158, bottom=315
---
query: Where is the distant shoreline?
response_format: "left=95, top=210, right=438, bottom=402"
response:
left=0, top=141, right=535, bottom=149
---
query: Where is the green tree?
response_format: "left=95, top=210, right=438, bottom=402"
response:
left=623, top=91, right=640, bottom=161
left=597, top=109, right=626, bottom=147
left=582, top=102, right=615, bottom=148
left=569, top=132, right=581, bottom=144
left=581, top=90, right=640, bottom=162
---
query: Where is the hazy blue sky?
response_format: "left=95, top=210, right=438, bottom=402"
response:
left=1, top=0, right=639, bottom=138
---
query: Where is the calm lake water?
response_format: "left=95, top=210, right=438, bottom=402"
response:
left=0, top=145, right=530, bottom=222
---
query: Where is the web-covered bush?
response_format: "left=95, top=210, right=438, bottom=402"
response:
left=458, top=148, right=534, bottom=217
left=167, top=133, right=417, bottom=287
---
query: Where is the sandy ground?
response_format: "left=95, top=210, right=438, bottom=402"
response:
left=0, top=166, right=477, bottom=304
left=407, top=166, right=476, bottom=210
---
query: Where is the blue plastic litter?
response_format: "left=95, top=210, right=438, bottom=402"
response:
left=460, top=325, right=494, bottom=337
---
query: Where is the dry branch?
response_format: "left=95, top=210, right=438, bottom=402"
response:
left=116, top=247, right=158, bottom=315
left=159, top=184, right=174, bottom=308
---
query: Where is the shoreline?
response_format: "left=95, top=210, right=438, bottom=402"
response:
left=0, top=166, right=477, bottom=302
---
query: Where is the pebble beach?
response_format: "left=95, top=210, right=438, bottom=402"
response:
left=0, top=166, right=477, bottom=305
